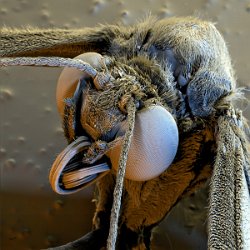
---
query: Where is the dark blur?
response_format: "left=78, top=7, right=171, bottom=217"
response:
left=0, top=0, right=249, bottom=249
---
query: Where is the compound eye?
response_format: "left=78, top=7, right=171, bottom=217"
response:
left=107, top=105, right=179, bottom=181
left=56, top=52, right=107, bottom=117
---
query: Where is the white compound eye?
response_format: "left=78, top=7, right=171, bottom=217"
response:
left=56, top=52, right=106, bottom=117
left=107, top=105, right=179, bottom=181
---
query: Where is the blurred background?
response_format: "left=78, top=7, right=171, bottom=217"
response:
left=0, top=0, right=249, bottom=249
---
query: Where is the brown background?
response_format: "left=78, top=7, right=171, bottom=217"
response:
left=0, top=0, right=249, bottom=249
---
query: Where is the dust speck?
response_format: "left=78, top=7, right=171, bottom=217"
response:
left=158, top=8, right=172, bottom=18
left=25, top=159, right=34, bottom=167
left=0, top=148, right=7, bottom=157
left=0, top=88, right=14, bottom=101
left=17, top=136, right=26, bottom=143
left=41, top=10, right=51, bottom=20
left=121, top=10, right=129, bottom=17
left=55, top=127, right=64, bottom=135
left=45, top=235, right=58, bottom=247
left=0, top=8, right=8, bottom=15
left=53, top=199, right=64, bottom=210
left=4, top=158, right=16, bottom=168
left=39, top=148, right=47, bottom=154
left=44, top=106, right=52, bottom=113
left=246, top=3, right=250, bottom=12
left=90, top=0, right=105, bottom=14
